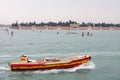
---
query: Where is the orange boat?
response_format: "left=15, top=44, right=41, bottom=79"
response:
left=8, top=55, right=91, bottom=71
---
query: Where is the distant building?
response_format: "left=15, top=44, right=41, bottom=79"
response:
left=70, top=23, right=80, bottom=28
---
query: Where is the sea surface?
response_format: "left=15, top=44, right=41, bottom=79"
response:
left=0, top=27, right=120, bottom=80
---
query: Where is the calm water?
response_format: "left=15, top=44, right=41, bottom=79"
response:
left=0, top=27, right=120, bottom=80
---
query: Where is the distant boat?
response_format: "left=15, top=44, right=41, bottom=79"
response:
left=8, top=55, right=91, bottom=71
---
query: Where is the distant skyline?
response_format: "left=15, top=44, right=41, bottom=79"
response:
left=0, top=0, right=120, bottom=24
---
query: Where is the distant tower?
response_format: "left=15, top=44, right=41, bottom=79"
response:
left=15, top=20, right=18, bottom=27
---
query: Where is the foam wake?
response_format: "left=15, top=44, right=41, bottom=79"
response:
left=34, top=61, right=95, bottom=74
left=0, top=67, right=9, bottom=71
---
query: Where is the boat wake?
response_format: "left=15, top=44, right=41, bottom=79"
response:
left=34, top=61, right=95, bottom=74
left=0, top=67, right=9, bottom=71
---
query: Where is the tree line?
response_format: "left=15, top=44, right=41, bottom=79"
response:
left=11, top=20, right=77, bottom=27
left=11, top=20, right=120, bottom=27
left=80, top=22, right=120, bottom=27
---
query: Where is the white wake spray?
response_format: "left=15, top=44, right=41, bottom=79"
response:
left=0, top=67, right=9, bottom=70
left=34, top=61, right=95, bottom=74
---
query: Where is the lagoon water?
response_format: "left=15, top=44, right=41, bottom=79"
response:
left=0, top=27, right=120, bottom=80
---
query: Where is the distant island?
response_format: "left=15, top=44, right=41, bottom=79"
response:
left=11, top=20, right=120, bottom=30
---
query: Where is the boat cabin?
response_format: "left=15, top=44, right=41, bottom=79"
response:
left=19, top=55, right=28, bottom=63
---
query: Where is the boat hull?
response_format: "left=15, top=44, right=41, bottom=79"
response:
left=9, top=55, right=91, bottom=71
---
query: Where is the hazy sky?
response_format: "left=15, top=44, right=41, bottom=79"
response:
left=0, top=0, right=120, bottom=24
